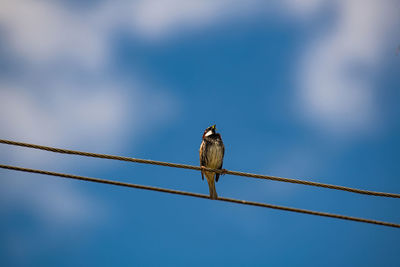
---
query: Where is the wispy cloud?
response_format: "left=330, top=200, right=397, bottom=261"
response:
left=0, top=0, right=263, bottom=67
left=0, top=76, right=178, bottom=226
left=0, top=0, right=179, bottom=233
left=0, top=0, right=110, bottom=68
left=279, top=0, right=326, bottom=18
left=128, top=0, right=260, bottom=40
left=293, top=0, right=399, bottom=136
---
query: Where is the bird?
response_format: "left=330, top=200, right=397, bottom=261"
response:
left=199, top=124, right=225, bottom=199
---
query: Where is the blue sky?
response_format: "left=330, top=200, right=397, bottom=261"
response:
left=1, top=0, right=400, bottom=266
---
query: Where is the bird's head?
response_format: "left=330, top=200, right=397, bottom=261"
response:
left=203, top=124, right=217, bottom=138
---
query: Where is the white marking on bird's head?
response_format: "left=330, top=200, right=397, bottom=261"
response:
left=205, top=130, right=213, bottom=137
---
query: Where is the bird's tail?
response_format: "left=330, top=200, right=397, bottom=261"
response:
left=205, top=172, right=218, bottom=200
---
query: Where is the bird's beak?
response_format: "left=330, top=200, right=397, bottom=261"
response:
left=212, top=124, right=216, bottom=130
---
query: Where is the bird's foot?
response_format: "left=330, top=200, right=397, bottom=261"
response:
left=220, top=169, right=228, bottom=175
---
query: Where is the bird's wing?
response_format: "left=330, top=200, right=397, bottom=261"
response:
left=216, top=139, right=225, bottom=182
left=199, top=141, right=207, bottom=180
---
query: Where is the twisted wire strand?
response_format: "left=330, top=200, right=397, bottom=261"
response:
left=1, top=139, right=399, bottom=198
left=1, top=163, right=399, bottom=228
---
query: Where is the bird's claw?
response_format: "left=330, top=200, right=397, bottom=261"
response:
left=220, top=169, right=228, bottom=175
left=200, top=166, right=207, bottom=174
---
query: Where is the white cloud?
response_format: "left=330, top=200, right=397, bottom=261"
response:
left=293, top=0, right=399, bottom=136
left=0, top=172, right=103, bottom=227
left=0, top=0, right=180, bottom=231
left=280, top=0, right=326, bottom=18
left=0, top=82, right=127, bottom=151
left=0, top=76, right=177, bottom=224
left=0, top=79, right=177, bottom=261
left=129, top=0, right=258, bottom=40
left=0, top=0, right=264, bottom=67
left=0, top=0, right=109, bottom=68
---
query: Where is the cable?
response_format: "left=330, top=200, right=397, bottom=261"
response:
left=1, top=139, right=399, bottom=198
left=1, top=164, right=399, bottom=228
left=1, top=139, right=400, bottom=198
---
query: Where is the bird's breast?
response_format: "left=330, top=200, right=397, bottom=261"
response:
left=206, top=143, right=224, bottom=169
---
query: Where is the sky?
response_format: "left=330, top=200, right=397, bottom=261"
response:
left=1, top=0, right=400, bottom=266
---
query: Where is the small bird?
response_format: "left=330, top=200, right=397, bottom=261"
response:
left=199, top=124, right=225, bottom=199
